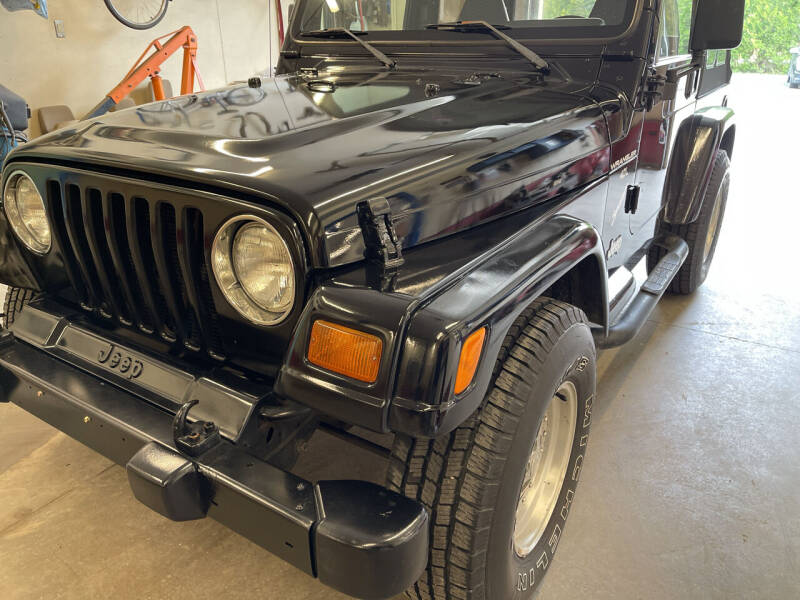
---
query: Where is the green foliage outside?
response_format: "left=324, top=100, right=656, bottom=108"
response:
left=677, top=0, right=693, bottom=54
left=678, top=0, right=799, bottom=73
left=543, top=0, right=800, bottom=74
left=540, top=0, right=595, bottom=19
left=731, top=0, right=800, bottom=73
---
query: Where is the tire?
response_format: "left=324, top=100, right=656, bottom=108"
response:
left=3, top=287, right=38, bottom=328
left=104, top=0, right=169, bottom=30
left=387, top=298, right=596, bottom=600
left=650, top=149, right=730, bottom=295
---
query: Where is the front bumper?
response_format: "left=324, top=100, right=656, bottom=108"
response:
left=0, top=328, right=428, bottom=600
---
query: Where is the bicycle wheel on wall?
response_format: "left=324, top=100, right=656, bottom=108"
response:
left=104, top=0, right=170, bottom=30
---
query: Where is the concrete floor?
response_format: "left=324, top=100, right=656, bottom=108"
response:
left=1, top=73, right=799, bottom=599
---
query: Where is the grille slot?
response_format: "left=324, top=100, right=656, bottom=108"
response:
left=187, top=208, right=226, bottom=361
left=46, top=181, right=87, bottom=306
left=85, top=188, right=131, bottom=325
left=47, top=181, right=225, bottom=359
left=107, top=193, right=155, bottom=333
left=161, top=202, right=201, bottom=351
left=133, top=196, right=176, bottom=340
left=65, top=184, right=106, bottom=314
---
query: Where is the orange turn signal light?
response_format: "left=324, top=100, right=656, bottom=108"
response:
left=307, top=320, right=383, bottom=383
left=454, top=327, right=487, bottom=395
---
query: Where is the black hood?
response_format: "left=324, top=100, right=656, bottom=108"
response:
left=9, top=66, right=611, bottom=267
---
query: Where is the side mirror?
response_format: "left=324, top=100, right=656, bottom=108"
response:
left=690, top=0, right=746, bottom=51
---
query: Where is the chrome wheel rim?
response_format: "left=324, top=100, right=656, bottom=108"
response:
left=703, top=185, right=725, bottom=264
left=512, top=381, right=578, bottom=559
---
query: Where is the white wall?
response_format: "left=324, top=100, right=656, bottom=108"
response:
left=0, top=0, right=274, bottom=138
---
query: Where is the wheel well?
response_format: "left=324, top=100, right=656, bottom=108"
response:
left=720, top=125, right=736, bottom=159
left=539, top=255, right=605, bottom=326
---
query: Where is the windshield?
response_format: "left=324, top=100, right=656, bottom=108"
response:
left=297, top=0, right=637, bottom=37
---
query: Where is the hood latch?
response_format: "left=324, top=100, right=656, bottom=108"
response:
left=357, top=197, right=404, bottom=269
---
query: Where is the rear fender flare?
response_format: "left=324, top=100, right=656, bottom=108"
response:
left=662, top=106, right=735, bottom=225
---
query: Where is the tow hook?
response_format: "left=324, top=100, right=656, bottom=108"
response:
left=172, top=399, right=221, bottom=457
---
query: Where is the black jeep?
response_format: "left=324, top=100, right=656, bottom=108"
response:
left=0, top=1, right=744, bottom=599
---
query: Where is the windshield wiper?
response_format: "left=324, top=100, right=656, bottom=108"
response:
left=426, top=21, right=549, bottom=71
left=301, top=28, right=397, bottom=70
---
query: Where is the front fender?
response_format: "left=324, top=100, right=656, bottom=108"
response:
left=662, top=106, right=735, bottom=225
left=276, top=202, right=607, bottom=438
left=389, top=214, right=607, bottom=438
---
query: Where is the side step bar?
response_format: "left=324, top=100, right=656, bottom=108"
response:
left=594, top=235, right=689, bottom=349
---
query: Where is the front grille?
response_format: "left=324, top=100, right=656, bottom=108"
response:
left=46, top=180, right=225, bottom=360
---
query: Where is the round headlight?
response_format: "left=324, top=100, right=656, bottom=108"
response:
left=3, top=171, right=51, bottom=254
left=212, top=216, right=296, bottom=326
left=233, top=222, right=295, bottom=312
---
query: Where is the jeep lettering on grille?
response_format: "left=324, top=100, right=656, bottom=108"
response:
left=97, top=345, right=144, bottom=379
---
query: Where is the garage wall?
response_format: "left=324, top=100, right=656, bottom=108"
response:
left=0, top=0, right=273, bottom=138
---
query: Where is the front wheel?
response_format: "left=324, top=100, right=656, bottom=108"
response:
left=3, top=287, right=38, bottom=328
left=104, top=0, right=169, bottom=30
left=388, top=298, right=596, bottom=599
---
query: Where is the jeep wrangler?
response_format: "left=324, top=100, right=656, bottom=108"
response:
left=0, top=1, right=744, bottom=598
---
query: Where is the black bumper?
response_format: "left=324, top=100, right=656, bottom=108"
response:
left=0, top=333, right=428, bottom=600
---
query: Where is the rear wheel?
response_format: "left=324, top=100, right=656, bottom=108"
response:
left=650, top=149, right=730, bottom=295
left=387, top=298, right=596, bottom=599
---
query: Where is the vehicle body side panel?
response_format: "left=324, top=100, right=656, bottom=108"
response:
left=634, top=58, right=698, bottom=233
left=600, top=97, right=643, bottom=270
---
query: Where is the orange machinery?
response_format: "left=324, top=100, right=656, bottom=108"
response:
left=85, top=26, right=205, bottom=119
